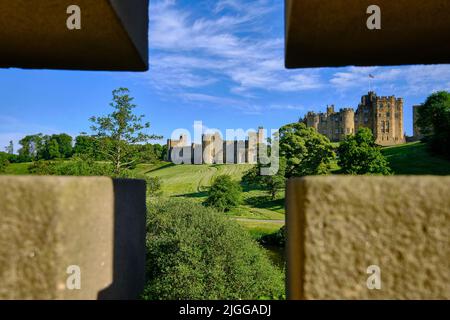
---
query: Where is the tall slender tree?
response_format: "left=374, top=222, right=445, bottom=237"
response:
left=90, top=88, right=161, bottom=175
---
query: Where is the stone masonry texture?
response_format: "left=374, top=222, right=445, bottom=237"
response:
left=0, top=176, right=146, bottom=299
left=286, top=176, right=450, bottom=299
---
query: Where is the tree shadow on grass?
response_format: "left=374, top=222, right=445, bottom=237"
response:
left=143, top=162, right=175, bottom=174
left=244, top=195, right=284, bottom=211
left=175, top=191, right=208, bottom=199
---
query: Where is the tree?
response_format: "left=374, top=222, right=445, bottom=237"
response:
left=53, top=133, right=73, bottom=158
left=279, top=122, right=335, bottom=178
left=5, top=140, right=13, bottom=154
left=45, top=138, right=61, bottom=159
left=90, top=88, right=161, bottom=175
left=18, top=134, right=44, bottom=161
left=205, top=175, right=242, bottom=212
left=416, top=91, right=450, bottom=158
left=242, top=158, right=286, bottom=200
left=143, top=199, right=284, bottom=300
left=338, top=128, right=391, bottom=175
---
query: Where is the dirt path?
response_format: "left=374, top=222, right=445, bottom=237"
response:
left=233, top=218, right=285, bottom=224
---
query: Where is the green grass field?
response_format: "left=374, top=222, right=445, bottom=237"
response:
left=136, top=162, right=285, bottom=221
left=382, top=142, right=450, bottom=175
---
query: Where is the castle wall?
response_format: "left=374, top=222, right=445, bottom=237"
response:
left=304, top=92, right=405, bottom=146
left=168, top=129, right=265, bottom=165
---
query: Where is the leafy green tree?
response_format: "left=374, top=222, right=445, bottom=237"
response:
left=416, top=91, right=450, bottom=158
left=18, top=134, right=44, bottom=161
left=90, top=88, right=161, bottom=175
left=279, top=122, right=335, bottom=178
left=142, top=199, right=285, bottom=300
left=73, top=134, right=96, bottom=158
left=45, top=137, right=61, bottom=159
left=242, top=158, right=286, bottom=200
left=53, top=133, right=73, bottom=158
left=205, top=175, right=242, bottom=212
left=338, top=128, right=391, bottom=175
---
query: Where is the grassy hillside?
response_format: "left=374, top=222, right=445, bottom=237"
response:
left=382, top=142, right=450, bottom=175
left=137, top=162, right=285, bottom=221
left=3, top=162, right=31, bottom=175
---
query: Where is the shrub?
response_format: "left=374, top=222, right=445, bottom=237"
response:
left=338, top=128, right=391, bottom=175
left=142, top=199, right=285, bottom=300
left=0, top=152, right=10, bottom=173
left=242, top=158, right=286, bottom=200
left=28, top=157, right=113, bottom=176
left=205, top=175, right=242, bottom=212
left=259, top=226, right=286, bottom=247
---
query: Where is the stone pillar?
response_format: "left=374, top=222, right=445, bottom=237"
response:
left=0, top=176, right=146, bottom=300
left=247, top=132, right=258, bottom=164
left=286, top=176, right=450, bottom=300
left=192, top=143, right=202, bottom=165
left=235, top=141, right=246, bottom=164
left=225, top=141, right=235, bottom=164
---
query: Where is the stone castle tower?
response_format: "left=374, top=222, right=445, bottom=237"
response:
left=302, top=92, right=405, bottom=146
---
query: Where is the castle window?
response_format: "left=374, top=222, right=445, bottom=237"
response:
left=386, top=121, right=390, bottom=133
left=381, top=121, right=385, bottom=133
left=386, top=112, right=390, bottom=117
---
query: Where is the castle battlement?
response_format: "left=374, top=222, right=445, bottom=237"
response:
left=302, top=92, right=405, bottom=146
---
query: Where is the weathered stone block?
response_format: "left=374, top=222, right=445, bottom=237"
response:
left=285, top=0, right=450, bottom=68
left=0, top=0, right=148, bottom=71
left=0, top=176, right=146, bottom=300
left=286, top=176, right=450, bottom=299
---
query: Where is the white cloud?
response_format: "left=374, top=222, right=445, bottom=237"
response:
left=147, top=0, right=323, bottom=97
left=330, top=65, right=450, bottom=96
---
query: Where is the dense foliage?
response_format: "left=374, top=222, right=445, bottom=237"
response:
left=142, top=199, right=285, bottom=300
left=205, top=175, right=242, bottom=212
left=28, top=157, right=114, bottom=176
left=242, top=158, right=286, bottom=200
left=338, top=128, right=391, bottom=175
left=279, top=122, right=335, bottom=178
left=416, top=91, right=450, bottom=159
left=259, top=226, right=286, bottom=247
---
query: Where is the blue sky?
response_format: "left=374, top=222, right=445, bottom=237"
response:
left=1, top=0, right=450, bottom=149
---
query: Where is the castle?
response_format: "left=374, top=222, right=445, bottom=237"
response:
left=301, top=92, right=406, bottom=146
left=167, top=128, right=265, bottom=165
